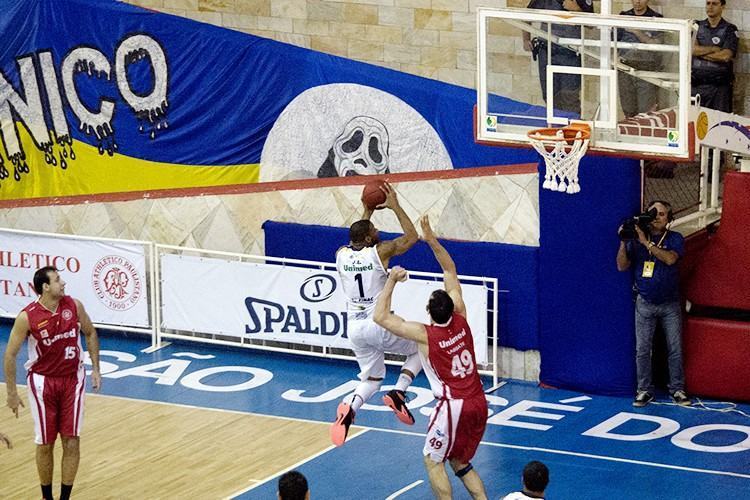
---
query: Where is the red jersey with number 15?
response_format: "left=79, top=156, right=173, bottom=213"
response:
left=420, top=312, right=484, bottom=400
left=23, top=296, right=83, bottom=377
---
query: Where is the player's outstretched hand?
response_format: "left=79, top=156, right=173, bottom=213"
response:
left=420, top=215, right=436, bottom=242
left=91, top=369, right=102, bottom=392
left=7, top=392, right=24, bottom=418
left=389, top=266, right=408, bottom=283
left=0, top=431, right=12, bottom=449
left=377, top=182, right=399, bottom=211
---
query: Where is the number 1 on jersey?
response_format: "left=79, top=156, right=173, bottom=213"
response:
left=354, top=272, right=365, bottom=298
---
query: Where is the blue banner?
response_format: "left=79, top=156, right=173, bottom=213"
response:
left=0, top=0, right=536, bottom=200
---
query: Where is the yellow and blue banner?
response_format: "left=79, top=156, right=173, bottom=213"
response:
left=0, top=0, right=535, bottom=202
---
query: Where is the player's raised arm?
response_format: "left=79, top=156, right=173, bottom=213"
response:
left=420, top=215, right=466, bottom=317
left=361, top=203, right=375, bottom=221
left=376, top=183, right=418, bottom=265
left=374, top=267, right=427, bottom=344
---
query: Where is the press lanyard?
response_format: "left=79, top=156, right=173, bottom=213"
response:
left=642, top=231, right=668, bottom=278
left=647, top=231, right=668, bottom=262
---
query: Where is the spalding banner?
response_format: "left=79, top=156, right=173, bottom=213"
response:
left=160, top=254, right=489, bottom=364
left=0, top=0, right=537, bottom=201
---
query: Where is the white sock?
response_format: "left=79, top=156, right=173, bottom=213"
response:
left=349, top=379, right=382, bottom=412
left=394, top=373, right=413, bottom=392
left=394, top=353, right=422, bottom=392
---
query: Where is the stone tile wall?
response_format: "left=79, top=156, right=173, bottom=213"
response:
left=0, top=175, right=539, bottom=252
left=125, top=0, right=749, bottom=114
left=0, top=174, right=541, bottom=381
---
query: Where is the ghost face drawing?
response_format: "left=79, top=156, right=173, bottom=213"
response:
left=318, top=116, right=390, bottom=177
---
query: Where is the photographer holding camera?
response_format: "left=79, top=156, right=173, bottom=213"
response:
left=616, top=201, right=691, bottom=407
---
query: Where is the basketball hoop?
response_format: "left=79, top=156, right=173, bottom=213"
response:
left=527, top=123, right=591, bottom=194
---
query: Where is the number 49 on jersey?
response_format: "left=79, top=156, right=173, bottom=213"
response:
left=451, top=349, right=474, bottom=378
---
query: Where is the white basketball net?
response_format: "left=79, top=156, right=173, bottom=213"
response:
left=529, top=129, right=590, bottom=194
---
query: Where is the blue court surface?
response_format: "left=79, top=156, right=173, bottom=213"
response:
left=2, top=325, right=749, bottom=499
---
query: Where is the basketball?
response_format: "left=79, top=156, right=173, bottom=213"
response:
left=361, top=180, right=387, bottom=209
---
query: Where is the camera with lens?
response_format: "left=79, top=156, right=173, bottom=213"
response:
left=618, top=206, right=657, bottom=240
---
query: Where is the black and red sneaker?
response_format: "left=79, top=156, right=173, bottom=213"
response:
left=383, top=389, right=415, bottom=425
left=330, top=402, right=356, bottom=446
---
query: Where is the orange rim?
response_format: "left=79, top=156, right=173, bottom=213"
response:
left=527, top=126, right=590, bottom=142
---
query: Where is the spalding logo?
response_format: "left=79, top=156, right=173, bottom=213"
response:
left=300, top=274, right=337, bottom=303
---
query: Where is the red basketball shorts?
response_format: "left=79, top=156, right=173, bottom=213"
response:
left=424, top=394, right=488, bottom=464
left=27, top=369, right=86, bottom=445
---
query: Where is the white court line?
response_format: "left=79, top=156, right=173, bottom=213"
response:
left=2, top=384, right=268, bottom=419
left=20, top=388, right=748, bottom=485
left=478, top=440, right=750, bottom=480
left=339, top=426, right=750, bottom=481
left=224, top=429, right=372, bottom=499
left=385, top=480, right=424, bottom=499
left=559, top=395, right=592, bottom=403
left=70, top=391, right=750, bottom=482
left=79, top=390, right=333, bottom=425
left=485, top=381, right=507, bottom=393
left=233, top=479, right=261, bottom=491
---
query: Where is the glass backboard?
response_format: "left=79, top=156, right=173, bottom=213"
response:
left=477, top=8, right=694, bottom=160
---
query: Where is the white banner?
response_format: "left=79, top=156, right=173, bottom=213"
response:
left=0, top=231, right=150, bottom=327
left=161, top=254, right=489, bottom=363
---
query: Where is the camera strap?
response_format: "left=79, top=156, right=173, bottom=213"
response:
left=642, top=231, right=669, bottom=278
left=649, top=231, right=668, bottom=253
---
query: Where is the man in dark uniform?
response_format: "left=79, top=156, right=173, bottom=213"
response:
left=692, top=0, right=738, bottom=112
left=618, top=0, right=663, bottom=117
left=523, top=0, right=594, bottom=115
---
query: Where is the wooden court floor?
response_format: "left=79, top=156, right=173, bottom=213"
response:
left=4, top=331, right=749, bottom=499
left=0, top=383, right=352, bottom=499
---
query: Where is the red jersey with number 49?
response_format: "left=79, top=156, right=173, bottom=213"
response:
left=23, top=296, right=83, bottom=377
left=420, top=312, right=484, bottom=400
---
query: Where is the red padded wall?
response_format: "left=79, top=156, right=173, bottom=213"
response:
left=684, top=316, right=750, bottom=402
left=685, top=172, right=750, bottom=310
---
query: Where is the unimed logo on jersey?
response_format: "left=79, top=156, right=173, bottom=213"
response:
left=91, top=255, right=143, bottom=311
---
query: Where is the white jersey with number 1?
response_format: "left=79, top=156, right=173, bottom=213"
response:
left=336, top=245, right=387, bottom=319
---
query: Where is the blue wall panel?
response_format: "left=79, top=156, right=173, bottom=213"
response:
left=537, top=156, right=642, bottom=396
left=263, top=221, right=540, bottom=351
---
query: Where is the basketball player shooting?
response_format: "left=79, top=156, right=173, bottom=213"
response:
left=373, top=215, right=489, bottom=500
left=330, top=181, right=423, bottom=446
